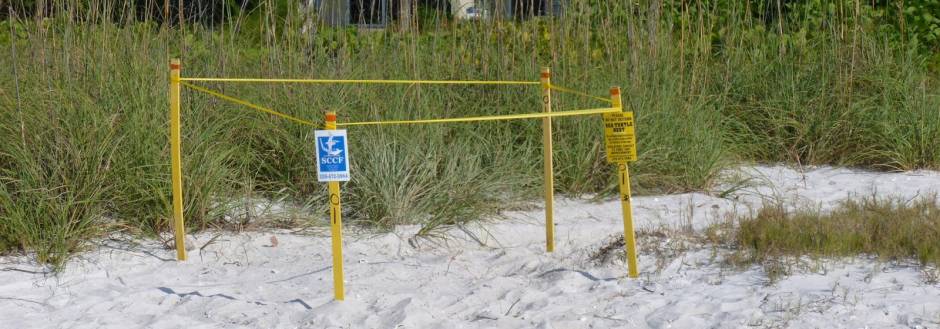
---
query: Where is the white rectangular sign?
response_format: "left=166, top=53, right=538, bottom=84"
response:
left=315, top=130, right=350, bottom=182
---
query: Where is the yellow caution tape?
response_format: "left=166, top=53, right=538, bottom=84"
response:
left=180, top=77, right=539, bottom=85
left=181, top=82, right=318, bottom=127
left=181, top=81, right=618, bottom=128
left=548, top=84, right=614, bottom=104
left=336, top=107, right=620, bottom=126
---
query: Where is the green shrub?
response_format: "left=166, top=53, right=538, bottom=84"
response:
left=725, top=196, right=940, bottom=268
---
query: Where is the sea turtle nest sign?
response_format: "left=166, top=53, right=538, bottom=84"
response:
left=602, top=111, right=637, bottom=163
left=315, top=129, right=350, bottom=182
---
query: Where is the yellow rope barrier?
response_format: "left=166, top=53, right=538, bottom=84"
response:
left=181, top=81, right=318, bottom=127
left=181, top=81, right=618, bottom=128
left=182, top=77, right=610, bottom=103
left=180, top=77, right=540, bottom=85
left=336, top=107, right=620, bottom=126
left=171, top=59, right=641, bottom=291
left=548, top=84, right=614, bottom=104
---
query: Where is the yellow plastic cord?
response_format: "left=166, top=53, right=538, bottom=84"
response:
left=548, top=84, right=614, bottom=104
left=180, top=77, right=539, bottom=85
left=180, top=82, right=318, bottom=127
left=337, top=107, right=620, bottom=127
left=181, top=81, right=618, bottom=127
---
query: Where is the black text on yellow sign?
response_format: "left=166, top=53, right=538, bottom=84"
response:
left=602, top=111, right=637, bottom=163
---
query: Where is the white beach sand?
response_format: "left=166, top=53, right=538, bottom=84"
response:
left=1, top=165, right=939, bottom=328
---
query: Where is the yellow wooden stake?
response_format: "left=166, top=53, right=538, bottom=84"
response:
left=169, top=59, right=187, bottom=261
left=540, top=67, right=555, bottom=253
left=325, top=112, right=345, bottom=301
left=611, top=87, right=638, bottom=278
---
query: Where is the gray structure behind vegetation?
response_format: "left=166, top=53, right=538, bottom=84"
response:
left=316, top=0, right=565, bottom=27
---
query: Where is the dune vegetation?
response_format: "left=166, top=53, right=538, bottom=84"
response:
left=1, top=1, right=938, bottom=266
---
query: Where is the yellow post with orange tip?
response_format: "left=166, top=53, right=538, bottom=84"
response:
left=169, top=59, right=187, bottom=261
left=540, top=67, right=555, bottom=253
left=611, top=87, right=639, bottom=278
left=325, top=112, right=345, bottom=301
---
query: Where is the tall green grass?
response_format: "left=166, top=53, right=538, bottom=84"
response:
left=1, top=1, right=938, bottom=266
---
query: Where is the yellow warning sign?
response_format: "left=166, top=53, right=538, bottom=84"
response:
left=603, top=111, right=637, bottom=163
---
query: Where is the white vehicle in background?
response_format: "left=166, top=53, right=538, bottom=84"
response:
left=452, top=0, right=489, bottom=20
